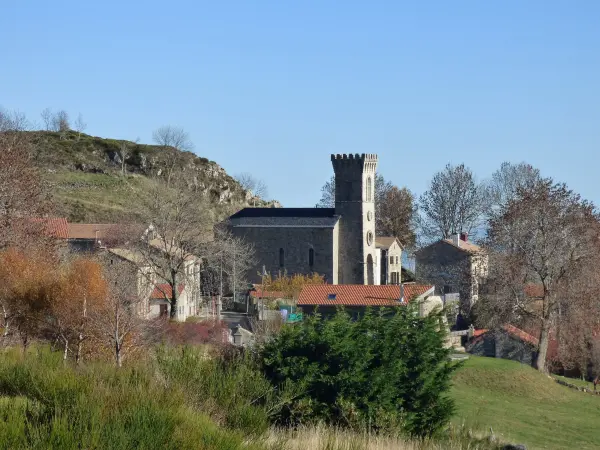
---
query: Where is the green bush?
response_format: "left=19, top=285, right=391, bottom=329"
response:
left=261, top=305, right=459, bottom=437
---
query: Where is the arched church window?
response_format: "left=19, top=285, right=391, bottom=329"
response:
left=279, top=248, right=285, bottom=268
left=309, top=248, right=314, bottom=268
left=366, top=177, right=372, bottom=202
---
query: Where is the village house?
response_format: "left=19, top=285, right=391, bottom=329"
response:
left=297, top=283, right=435, bottom=319
left=375, top=237, right=403, bottom=285
left=108, top=242, right=202, bottom=322
left=415, top=232, right=488, bottom=319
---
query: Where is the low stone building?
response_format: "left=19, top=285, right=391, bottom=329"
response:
left=415, top=233, right=488, bottom=319
left=466, top=325, right=541, bottom=367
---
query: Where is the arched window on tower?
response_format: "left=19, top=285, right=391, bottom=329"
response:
left=309, top=248, right=314, bottom=269
left=279, top=248, right=285, bottom=268
left=366, top=176, right=372, bottom=202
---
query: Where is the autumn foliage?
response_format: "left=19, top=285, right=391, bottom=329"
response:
left=0, top=248, right=157, bottom=366
left=260, top=272, right=325, bottom=301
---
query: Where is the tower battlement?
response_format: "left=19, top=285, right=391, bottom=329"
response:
left=331, top=153, right=378, bottom=173
left=331, top=153, right=378, bottom=162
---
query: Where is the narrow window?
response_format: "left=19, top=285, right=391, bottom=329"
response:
left=279, top=248, right=285, bottom=268
left=396, top=256, right=399, bottom=264
left=389, top=256, right=394, bottom=265
left=366, top=177, right=373, bottom=202
left=309, top=248, right=314, bottom=268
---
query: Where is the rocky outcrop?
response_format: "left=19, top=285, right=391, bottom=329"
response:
left=30, top=130, right=276, bottom=208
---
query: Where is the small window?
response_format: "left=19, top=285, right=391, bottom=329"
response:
left=395, top=256, right=399, bottom=264
left=309, top=248, right=314, bottom=268
left=389, top=256, right=394, bottom=265
left=366, top=177, right=373, bottom=202
left=279, top=248, right=285, bottom=268
left=327, top=294, right=337, bottom=300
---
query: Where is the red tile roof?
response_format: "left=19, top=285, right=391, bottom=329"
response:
left=442, top=238, right=482, bottom=253
left=68, top=223, right=117, bottom=240
left=151, top=284, right=185, bottom=300
left=503, top=324, right=539, bottom=346
left=297, top=284, right=434, bottom=306
left=31, top=217, right=69, bottom=239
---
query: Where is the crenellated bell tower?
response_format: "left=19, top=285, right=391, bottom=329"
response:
left=331, top=153, right=378, bottom=284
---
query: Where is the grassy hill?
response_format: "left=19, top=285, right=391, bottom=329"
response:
left=451, top=356, right=600, bottom=449
left=25, top=130, right=274, bottom=223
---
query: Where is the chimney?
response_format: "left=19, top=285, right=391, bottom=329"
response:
left=452, top=233, right=460, bottom=247
left=460, top=232, right=468, bottom=242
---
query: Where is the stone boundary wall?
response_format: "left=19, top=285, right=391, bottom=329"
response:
left=551, top=376, right=600, bottom=396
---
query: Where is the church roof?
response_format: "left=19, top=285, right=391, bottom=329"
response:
left=297, top=284, right=434, bottom=307
left=230, top=208, right=336, bottom=219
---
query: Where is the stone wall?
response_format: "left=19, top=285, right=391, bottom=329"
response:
left=230, top=222, right=337, bottom=284
left=415, top=241, right=474, bottom=315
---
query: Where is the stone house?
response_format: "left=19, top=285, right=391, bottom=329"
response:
left=297, top=283, right=435, bottom=319
left=415, top=232, right=488, bottom=318
left=227, top=153, right=405, bottom=286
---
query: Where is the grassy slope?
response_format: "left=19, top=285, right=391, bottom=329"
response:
left=27, top=130, right=254, bottom=223
left=451, top=356, right=600, bottom=450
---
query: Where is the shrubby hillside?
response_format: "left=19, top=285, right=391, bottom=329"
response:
left=25, top=130, right=277, bottom=223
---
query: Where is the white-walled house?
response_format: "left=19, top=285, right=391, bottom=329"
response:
left=108, top=246, right=202, bottom=322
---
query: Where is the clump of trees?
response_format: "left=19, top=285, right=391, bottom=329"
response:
left=476, top=178, right=600, bottom=373
left=0, top=248, right=162, bottom=367
left=261, top=305, right=458, bottom=437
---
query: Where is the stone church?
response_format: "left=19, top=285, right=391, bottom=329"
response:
left=227, top=154, right=402, bottom=285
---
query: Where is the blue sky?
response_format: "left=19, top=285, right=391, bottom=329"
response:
left=2, top=1, right=599, bottom=206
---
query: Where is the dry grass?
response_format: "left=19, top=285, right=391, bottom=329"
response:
left=266, top=425, right=498, bottom=450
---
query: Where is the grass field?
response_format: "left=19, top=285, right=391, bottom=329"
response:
left=451, top=356, right=600, bottom=450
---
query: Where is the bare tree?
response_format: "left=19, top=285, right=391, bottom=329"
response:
left=152, top=125, right=193, bottom=187
left=377, top=186, right=417, bottom=249
left=201, top=229, right=255, bottom=310
left=315, top=176, right=335, bottom=208
left=52, top=110, right=70, bottom=133
left=41, top=108, right=53, bottom=131
left=0, top=111, right=52, bottom=249
left=419, top=163, right=485, bottom=243
left=90, top=259, right=161, bottom=367
left=118, top=141, right=132, bottom=176
left=129, top=176, right=211, bottom=319
left=235, top=172, right=269, bottom=203
left=0, top=109, right=28, bottom=133
left=74, top=113, right=87, bottom=140
left=476, top=178, right=600, bottom=373
left=484, top=162, right=541, bottom=216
